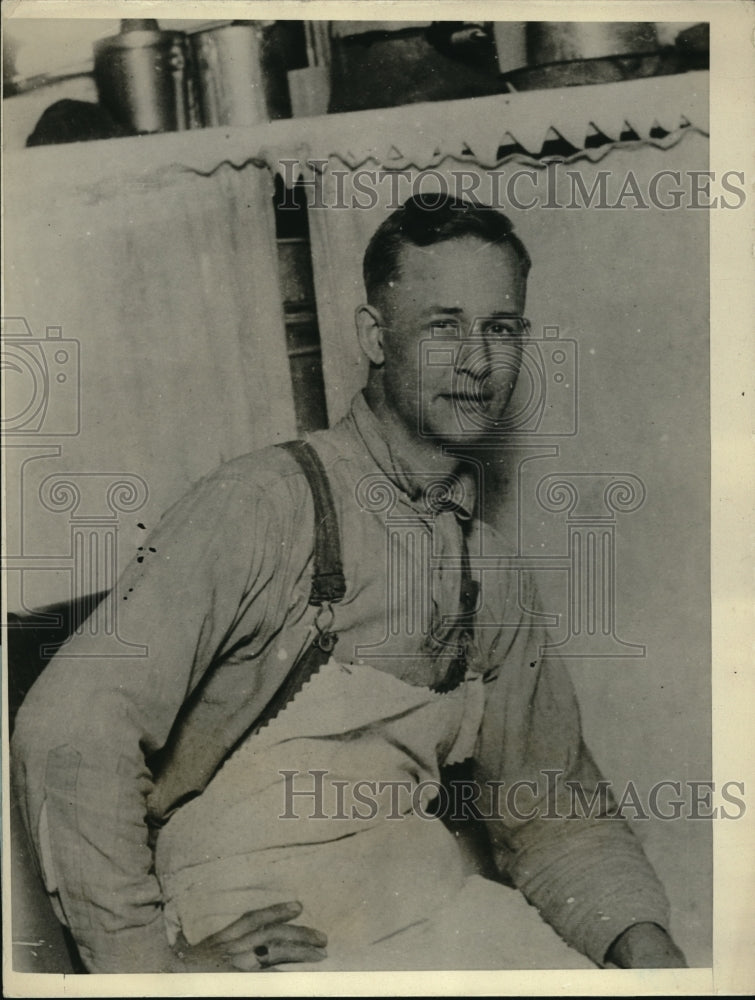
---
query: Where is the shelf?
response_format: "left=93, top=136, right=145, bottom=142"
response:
left=5, top=71, right=709, bottom=201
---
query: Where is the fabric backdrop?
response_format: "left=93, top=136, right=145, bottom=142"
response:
left=5, top=151, right=296, bottom=615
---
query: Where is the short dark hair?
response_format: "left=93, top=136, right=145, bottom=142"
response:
left=362, top=193, right=531, bottom=304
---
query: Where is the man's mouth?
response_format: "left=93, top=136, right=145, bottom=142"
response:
left=440, top=389, right=494, bottom=404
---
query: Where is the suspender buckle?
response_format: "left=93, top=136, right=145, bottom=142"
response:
left=314, top=601, right=338, bottom=652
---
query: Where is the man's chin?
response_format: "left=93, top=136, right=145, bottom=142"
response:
left=418, top=424, right=498, bottom=449
left=422, top=397, right=511, bottom=444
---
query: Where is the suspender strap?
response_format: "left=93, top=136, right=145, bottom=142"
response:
left=244, top=440, right=346, bottom=741
left=150, top=441, right=347, bottom=815
left=277, top=440, right=347, bottom=605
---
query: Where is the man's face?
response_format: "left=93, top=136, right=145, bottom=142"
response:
left=377, top=236, right=528, bottom=446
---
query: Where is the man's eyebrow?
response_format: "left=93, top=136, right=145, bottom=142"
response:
left=424, top=305, right=464, bottom=315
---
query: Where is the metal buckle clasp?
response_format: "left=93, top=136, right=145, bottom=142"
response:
left=314, top=601, right=338, bottom=652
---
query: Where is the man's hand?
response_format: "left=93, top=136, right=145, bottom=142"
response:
left=170, top=901, right=328, bottom=972
left=606, top=922, right=687, bottom=968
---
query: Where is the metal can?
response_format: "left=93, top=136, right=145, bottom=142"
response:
left=94, top=24, right=190, bottom=134
left=191, top=23, right=282, bottom=128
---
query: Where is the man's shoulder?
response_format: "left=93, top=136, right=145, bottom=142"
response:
left=210, top=442, right=307, bottom=489
left=197, top=423, right=355, bottom=505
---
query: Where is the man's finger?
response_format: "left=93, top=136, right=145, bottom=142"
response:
left=229, top=941, right=328, bottom=971
left=202, top=901, right=303, bottom=946
left=222, top=921, right=328, bottom=955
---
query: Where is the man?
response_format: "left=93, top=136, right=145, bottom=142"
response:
left=12, top=194, right=686, bottom=973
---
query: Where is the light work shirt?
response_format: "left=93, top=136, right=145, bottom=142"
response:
left=12, top=391, right=670, bottom=972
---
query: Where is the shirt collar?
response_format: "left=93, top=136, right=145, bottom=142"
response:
left=348, top=390, right=477, bottom=520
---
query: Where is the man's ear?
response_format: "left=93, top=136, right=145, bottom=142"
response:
left=355, top=304, right=385, bottom=366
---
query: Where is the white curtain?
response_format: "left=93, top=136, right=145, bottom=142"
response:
left=5, top=145, right=295, bottom=612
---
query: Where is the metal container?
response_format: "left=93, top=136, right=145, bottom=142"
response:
left=94, top=23, right=190, bottom=134
left=526, top=22, right=659, bottom=65
left=191, top=23, right=291, bottom=127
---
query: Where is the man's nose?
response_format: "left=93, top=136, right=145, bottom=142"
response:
left=453, top=336, right=493, bottom=379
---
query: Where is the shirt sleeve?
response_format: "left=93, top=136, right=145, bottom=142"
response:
left=10, top=460, right=310, bottom=972
left=472, top=571, right=671, bottom=966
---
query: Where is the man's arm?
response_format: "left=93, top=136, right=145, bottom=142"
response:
left=473, top=572, right=686, bottom=967
left=11, top=463, right=316, bottom=972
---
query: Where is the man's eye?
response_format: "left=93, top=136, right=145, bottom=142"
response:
left=484, top=321, right=520, bottom=338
